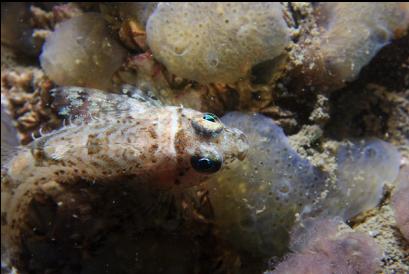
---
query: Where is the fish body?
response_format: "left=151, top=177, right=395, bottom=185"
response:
left=1, top=86, right=248, bottom=265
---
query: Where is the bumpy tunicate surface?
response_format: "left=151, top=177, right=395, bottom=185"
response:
left=207, top=112, right=328, bottom=256
left=207, top=112, right=401, bottom=257
left=40, top=13, right=127, bottom=90
left=146, top=3, right=290, bottom=84
left=269, top=218, right=382, bottom=274
left=315, top=3, right=409, bottom=83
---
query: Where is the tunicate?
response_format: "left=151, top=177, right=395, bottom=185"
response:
left=206, top=112, right=400, bottom=256
left=146, top=3, right=290, bottom=84
left=333, top=139, right=401, bottom=220
left=313, top=3, right=409, bottom=85
left=40, top=13, right=127, bottom=90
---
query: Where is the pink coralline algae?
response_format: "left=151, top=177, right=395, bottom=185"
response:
left=269, top=218, right=382, bottom=274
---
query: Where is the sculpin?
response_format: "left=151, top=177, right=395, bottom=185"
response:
left=1, top=86, right=248, bottom=264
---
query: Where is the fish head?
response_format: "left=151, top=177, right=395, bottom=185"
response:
left=171, top=108, right=248, bottom=187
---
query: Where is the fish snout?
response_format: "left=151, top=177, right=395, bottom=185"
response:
left=226, top=128, right=249, bottom=162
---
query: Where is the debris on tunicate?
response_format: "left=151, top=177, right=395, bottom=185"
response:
left=40, top=13, right=127, bottom=90
left=206, top=112, right=400, bottom=257
left=269, top=218, right=382, bottom=274
left=392, top=164, right=409, bottom=241
left=117, top=2, right=158, bottom=28
left=100, top=3, right=158, bottom=51
left=146, top=3, right=291, bottom=84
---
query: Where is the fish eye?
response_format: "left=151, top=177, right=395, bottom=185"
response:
left=190, top=155, right=222, bottom=173
left=203, top=113, right=218, bottom=123
left=191, top=113, right=224, bottom=136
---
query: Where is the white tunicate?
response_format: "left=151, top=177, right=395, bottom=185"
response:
left=316, top=3, right=409, bottom=83
left=334, top=139, right=401, bottom=220
left=146, top=3, right=290, bottom=84
left=206, top=112, right=401, bottom=257
left=40, top=13, right=127, bottom=90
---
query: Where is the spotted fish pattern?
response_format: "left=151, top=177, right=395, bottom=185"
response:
left=1, top=86, right=248, bottom=263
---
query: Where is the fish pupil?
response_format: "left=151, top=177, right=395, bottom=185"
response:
left=203, top=113, right=217, bottom=123
left=191, top=156, right=221, bottom=173
left=198, top=158, right=212, bottom=169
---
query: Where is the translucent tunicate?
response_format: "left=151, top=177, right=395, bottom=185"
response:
left=333, top=139, right=401, bottom=220
left=206, top=112, right=400, bottom=257
left=206, top=112, right=327, bottom=256
left=40, top=13, right=127, bottom=90
left=314, top=3, right=409, bottom=84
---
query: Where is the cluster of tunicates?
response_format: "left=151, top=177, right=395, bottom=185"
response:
left=206, top=112, right=400, bottom=257
left=269, top=218, right=382, bottom=274
left=128, top=2, right=409, bottom=88
left=40, top=13, right=127, bottom=90
left=38, top=3, right=409, bottom=91
left=146, top=2, right=290, bottom=84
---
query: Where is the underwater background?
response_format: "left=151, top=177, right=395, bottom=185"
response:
left=1, top=3, right=408, bottom=274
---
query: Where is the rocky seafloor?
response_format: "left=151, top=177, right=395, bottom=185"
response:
left=1, top=2, right=408, bottom=274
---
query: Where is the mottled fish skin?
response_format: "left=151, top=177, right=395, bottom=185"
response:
left=49, top=85, right=162, bottom=122
left=1, top=86, right=248, bottom=262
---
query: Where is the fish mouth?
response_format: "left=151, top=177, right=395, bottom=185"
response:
left=223, top=128, right=249, bottom=163
left=236, top=130, right=249, bottom=161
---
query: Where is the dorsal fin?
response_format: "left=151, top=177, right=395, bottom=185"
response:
left=50, top=86, right=163, bottom=123
left=120, top=85, right=162, bottom=107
